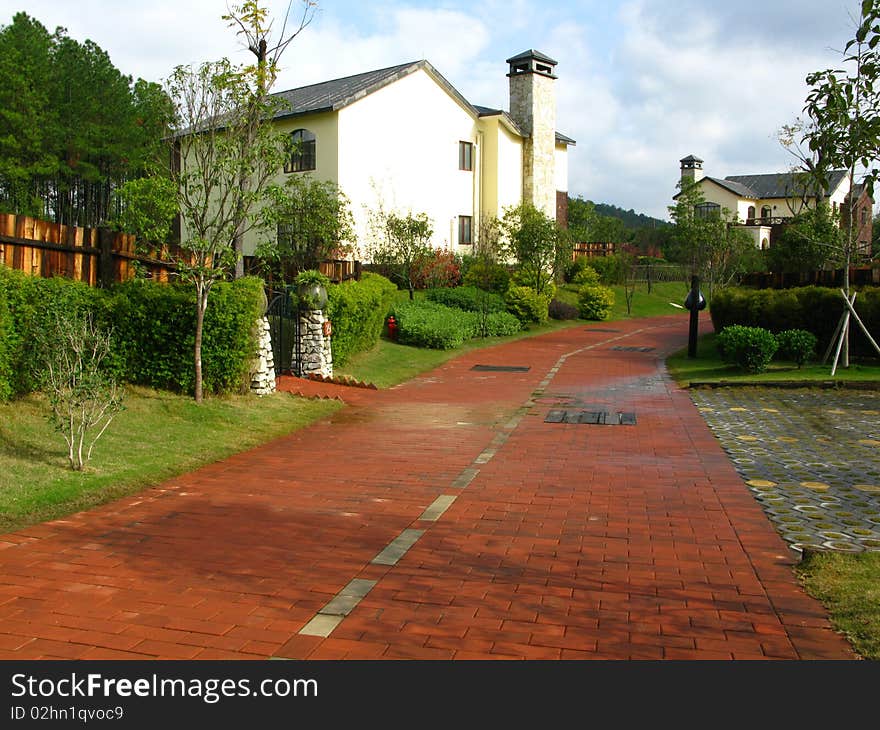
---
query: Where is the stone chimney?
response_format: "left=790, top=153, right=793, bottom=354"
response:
left=680, top=154, right=704, bottom=185
left=507, top=49, right=557, bottom=218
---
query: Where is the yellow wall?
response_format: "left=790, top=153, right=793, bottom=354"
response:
left=555, top=143, right=569, bottom=193
left=337, top=68, right=480, bottom=256
left=480, top=119, right=524, bottom=222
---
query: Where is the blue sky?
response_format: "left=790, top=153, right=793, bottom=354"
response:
left=0, top=0, right=860, bottom=219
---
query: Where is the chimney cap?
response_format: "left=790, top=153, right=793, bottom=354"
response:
left=680, top=154, right=704, bottom=166
left=505, top=49, right=558, bottom=66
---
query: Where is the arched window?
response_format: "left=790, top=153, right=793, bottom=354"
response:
left=761, top=205, right=772, bottom=220
left=747, top=206, right=756, bottom=222
left=761, top=238, right=769, bottom=250
left=285, top=129, right=316, bottom=173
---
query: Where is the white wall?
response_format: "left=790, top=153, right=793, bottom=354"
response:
left=337, top=68, right=480, bottom=257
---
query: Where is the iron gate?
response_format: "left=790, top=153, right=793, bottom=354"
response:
left=266, top=288, right=302, bottom=376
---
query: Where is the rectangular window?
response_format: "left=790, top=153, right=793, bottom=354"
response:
left=458, top=215, right=473, bottom=245
left=459, top=141, right=473, bottom=171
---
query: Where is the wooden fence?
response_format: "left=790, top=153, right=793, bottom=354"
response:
left=572, top=241, right=617, bottom=258
left=0, top=213, right=179, bottom=287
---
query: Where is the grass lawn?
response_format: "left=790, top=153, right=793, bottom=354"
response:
left=557, top=279, right=691, bottom=320
left=666, top=332, right=880, bottom=386
left=0, top=387, right=341, bottom=534
left=796, top=550, right=880, bottom=660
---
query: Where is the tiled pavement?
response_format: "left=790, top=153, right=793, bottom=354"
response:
left=0, top=316, right=854, bottom=660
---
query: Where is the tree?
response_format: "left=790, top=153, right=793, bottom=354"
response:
left=766, top=203, right=844, bottom=273
left=668, top=179, right=757, bottom=297
left=256, top=175, right=354, bottom=280
left=223, top=0, right=317, bottom=278
left=499, top=202, right=566, bottom=296
left=368, top=210, right=434, bottom=300
left=166, top=59, right=289, bottom=403
left=35, top=310, right=123, bottom=471
left=780, top=0, right=880, bottom=364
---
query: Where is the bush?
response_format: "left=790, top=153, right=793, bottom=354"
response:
left=392, top=300, right=477, bottom=349
left=548, top=298, right=579, bottom=320
left=510, top=267, right=556, bottom=300
left=710, top=286, right=880, bottom=357
left=326, top=272, right=397, bottom=366
left=716, top=325, right=779, bottom=373
left=776, top=329, right=818, bottom=367
left=462, top=260, right=510, bottom=293
left=585, top=255, right=625, bottom=284
left=426, top=286, right=506, bottom=313
left=482, top=311, right=523, bottom=337
left=572, top=266, right=600, bottom=286
left=577, top=284, right=615, bottom=320
left=411, top=249, right=462, bottom=289
left=505, top=285, right=550, bottom=324
left=565, top=256, right=592, bottom=283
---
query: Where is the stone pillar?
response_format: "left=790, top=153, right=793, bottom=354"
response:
left=296, top=309, right=333, bottom=379
left=250, top=316, right=276, bottom=395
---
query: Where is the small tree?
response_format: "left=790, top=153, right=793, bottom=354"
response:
left=368, top=210, right=434, bottom=300
left=766, top=203, right=844, bottom=273
left=256, top=175, right=354, bottom=280
left=35, top=311, right=123, bottom=471
left=499, top=202, right=565, bottom=297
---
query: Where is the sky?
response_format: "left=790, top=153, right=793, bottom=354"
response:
left=0, top=0, right=862, bottom=220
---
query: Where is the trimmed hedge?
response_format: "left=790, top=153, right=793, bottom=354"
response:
left=326, top=272, right=397, bottom=366
left=425, top=286, right=506, bottom=313
left=577, top=284, right=615, bottom=320
left=392, top=300, right=477, bottom=349
left=462, top=260, right=510, bottom=293
left=505, top=286, right=550, bottom=324
left=711, top=286, right=880, bottom=357
left=0, top=266, right=266, bottom=399
left=717, top=325, right=778, bottom=373
left=776, top=329, right=817, bottom=367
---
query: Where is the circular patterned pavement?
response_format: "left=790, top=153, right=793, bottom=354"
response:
left=690, top=388, right=880, bottom=554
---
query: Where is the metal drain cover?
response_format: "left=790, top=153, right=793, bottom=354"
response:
left=471, top=365, right=531, bottom=372
left=544, top=410, right=637, bottom=425
left=610, top=346, right=655, bottom=353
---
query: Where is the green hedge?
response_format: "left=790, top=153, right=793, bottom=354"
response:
left=425, top=286, right=506, bottom=313
left=0, top=266, right=266, bottom=399
left=577, top=284, right=615, bottom=320
left=326, top=272, right=397, bottom=366
left=711, top=286, right=880, bottom=357
left=716, top=325, right=778, bottom=373
left=392, top=300, right=477, bottom=349
left=505, top=286, right=550, bottom=324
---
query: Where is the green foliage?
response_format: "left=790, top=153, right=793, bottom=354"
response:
left=577, top=284, right=615, bottom=320
left=548, top=299, right=579, bottom=320
left=462, top=259, right=510, bottom=293
left=767, top=204, right=843, bottom=273
left=368, top=210, right=435, bottom=299
left=392, top=300, right=477, bottom=349
left=111, top=175, right=179, bottom=243
left=775, top=329, right=818, bottom=367
left=0, top=272, right=13, bottom=401
left=257, top=175, right=355, bottom=279
left=505, top=285, right=550, bottom=324
left=582, top=255, right=625, bottom=284
left=411, top=249, right=462, bottom=289
left=511, top=267, right=557, bottom=300
left=710, top=286, right=880, bottom=357
left=716, top=325, right=779, bottom=373
left=572, top=265, right=600, bottom=286
left=425, top=286, right=506, bottom=313
left=500, top=203, right=566, bottom=296
left=482, top=311, right=523, bottom=337
left=326, top=272, right=397, bottom=366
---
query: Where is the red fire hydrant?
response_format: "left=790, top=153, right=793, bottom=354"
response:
left=387, top=315, right=398, bottom=341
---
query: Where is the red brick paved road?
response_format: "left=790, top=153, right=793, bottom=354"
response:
left=0, top=316, right=854, bottom=659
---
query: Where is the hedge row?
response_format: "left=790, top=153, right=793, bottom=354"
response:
left=710, top=286, right=880, bottom=357
left=392, top=300, right=521, bottom=349
left=0, top=266, right=265, bottom=399
left=326, top=272, right=397, bottom=366
left=425, top=286, right=506, bottom=314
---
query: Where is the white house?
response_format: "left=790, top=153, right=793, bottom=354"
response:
left=239, top=49, right=575, bottom=261
left=676, top=155, right=873, bottom=253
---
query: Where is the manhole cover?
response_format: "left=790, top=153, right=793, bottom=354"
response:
left=610, top=346, right=656, bottom=353
left=471, top=365, right=530, bottom=372
left=544, top=410, right=637, bottom=425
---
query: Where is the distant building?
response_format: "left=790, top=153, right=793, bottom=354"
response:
left=675, top=155, right=872, bottom=254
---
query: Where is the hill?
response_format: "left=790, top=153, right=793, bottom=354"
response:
left=592, top=202, right=669, bottom=229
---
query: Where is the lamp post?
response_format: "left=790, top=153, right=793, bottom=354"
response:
left=685, top=274, right=705, bottom=358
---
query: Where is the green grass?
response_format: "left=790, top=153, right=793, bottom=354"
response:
left=557, top=280, right=691, bottom=321
left=796, top=550, right=880, bottom=660
left=666, top=332, right=880, bottom=386
left=0, top=387, right=341, bottom=534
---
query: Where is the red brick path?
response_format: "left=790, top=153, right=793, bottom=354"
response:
left=0, top=316, right=854, bottom=659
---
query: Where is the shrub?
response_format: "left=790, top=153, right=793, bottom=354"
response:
left=586, top=255, right=625, bottom=284
left=326, top=272, right=397, bottom=366
left=425, top=286, right=506, bottom=313
left=572, top=265, right=600, bottom=286
left=565, top=256, right=592, bottom=283
left=577, top=284, right=615, bottom=320
left=482, top=311, right=523, bottom=337
left=392, top=300, right=477, bottom=349
left=510, top=267, right=556, bottom=300
left=776, top=329, right=818, bottom=367
left=716, top=325, right=778, bottom=373
left=505, top=285, right=550, bottom=324
left=462, top=260, right=510, bottom=293
left=411, top=249, right=462, bottom=289
left=548, top=299, right=579, bottom=320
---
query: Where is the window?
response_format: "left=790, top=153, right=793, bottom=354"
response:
left=862, top=208, right=869, bottom=225
left=761, top=205, right=772, bottom=219
left=747, top=205, right=756, bottom=221
left=459, top=141, right=473, bottom=171
left=694, top=202, right=720, bottom=219
left=458, top=215, right=473, bottom=245
left=285, top=129, right=316, bottom=173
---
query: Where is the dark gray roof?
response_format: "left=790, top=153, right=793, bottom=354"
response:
left=555, top=131, right=576, bottom=146
left=724, top=170, right=848, bottom=198
left=506, top=49, right=558, bottom=66
left=703, top=176, right=759, bottom=198
left=680, top=154, right=703, bottom=164
left=271, top=60, right=433, bottom=119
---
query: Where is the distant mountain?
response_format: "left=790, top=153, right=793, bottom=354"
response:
left=592, top=202, right=669, bottom=230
